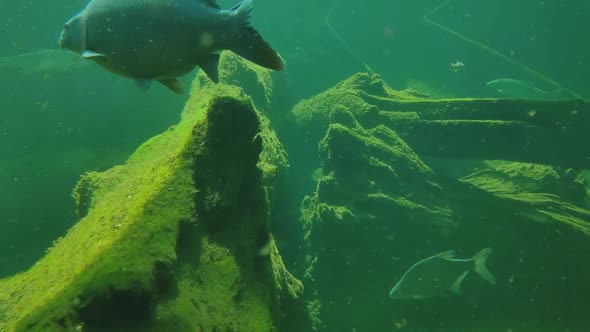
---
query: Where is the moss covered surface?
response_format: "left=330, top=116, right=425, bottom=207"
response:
left=461, top=163, right=590, bottom=234
left=298, top=113, right=457, bottom=331
left=0, top=53, right=304, bottom=332
left=292, top=73, right=590, bottom=168
left=286, top=72, right=590, bottom=331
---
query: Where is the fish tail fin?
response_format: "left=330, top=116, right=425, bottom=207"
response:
left=230, top=0, right=253, bottom=28
left=228, top=0, right=284, bottom=70
left=473, top=248, right=496, bottom=285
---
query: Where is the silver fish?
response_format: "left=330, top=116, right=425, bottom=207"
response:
left=450, top=60, right=465, bottom=72
left=389, top=248, right=496, bottom=300
left=0, top=49, right=90, bottom=76
left=58, top=0, right=283, bottom=94
left=486, top=78, right=576, bottom=101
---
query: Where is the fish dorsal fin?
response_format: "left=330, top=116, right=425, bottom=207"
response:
left=522, top=80, right=536, bottom=87
left=199, top=53, right=220, bottom=83
left=134, top=79, right=153, bottom=92
left=201, top=0, right=221, bottom=9
left=450, top=270, right=469, bottom=295
left=434, top=250, right=455, bottom=260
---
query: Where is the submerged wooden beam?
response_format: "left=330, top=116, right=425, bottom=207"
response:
left=0, top=54, right=304, bottom=332
left=293, top=74, right=590, bottom=168
left=379, top=99, right=589, bottom=168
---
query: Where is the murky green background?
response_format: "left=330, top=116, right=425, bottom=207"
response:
left=1, top=0, right=589, bottom=330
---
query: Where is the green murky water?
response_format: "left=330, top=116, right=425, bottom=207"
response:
left=1, top=1, right=589, bottom=331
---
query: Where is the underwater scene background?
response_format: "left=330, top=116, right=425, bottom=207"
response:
left=1, top=0, right=589, bottom=331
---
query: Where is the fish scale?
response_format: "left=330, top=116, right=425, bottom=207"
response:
left=85, top=2, right=209, bottom=66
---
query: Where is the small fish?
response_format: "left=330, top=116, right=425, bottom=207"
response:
left=486, top=78, right=576, bottom=101
left=389, top=248, right=496, bottom=300
left=59, top=0, right=283, bottom=94
left=450, top=60, right=465, bottom=72
left=0, top=49, right=88, bottom=76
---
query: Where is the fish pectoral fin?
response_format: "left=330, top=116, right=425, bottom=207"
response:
left=450, top=270, right=469, bottom=295
left=82, top=50, right=107, bottom=60
left=450, top=271, right=469, bottom=295
left=199, top=53, right=220, bottom=83
left=158, top=79, right=184, bottom=94
left=135, top=79, right=153, bottom=92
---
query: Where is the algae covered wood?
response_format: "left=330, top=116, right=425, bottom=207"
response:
left=288, top=72, right=590, bottom=331
left=0, top=53, right=304, bottom=332
left=293, top=73, right=590, bottom=168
